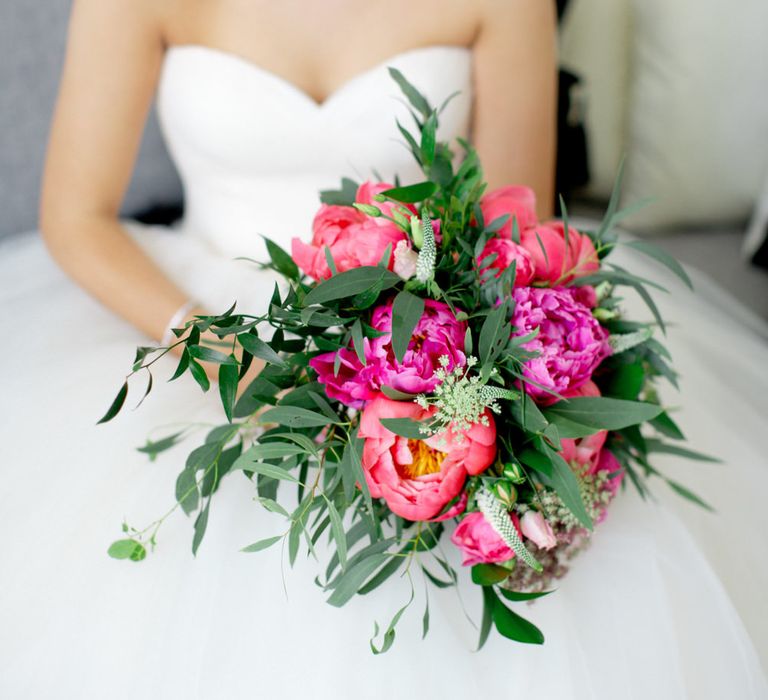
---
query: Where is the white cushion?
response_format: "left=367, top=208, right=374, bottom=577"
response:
left=559, top=0, right=632, bottom=200
left=622, top=0, right=768, bottom=230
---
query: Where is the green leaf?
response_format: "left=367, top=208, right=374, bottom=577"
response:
left=238, top=333, right=287, bottom=367
left=498, top=588, right=555, bottom=602
left=477, top=586, right=495, bottom=651
left=650, top=412, right=685, bottom=440
left=478, top=300, right=510, bottom=366
left=379, top=181, right=437, bottom=204
left=188, top=345, right=237, bottom=365
left=665, top=479, right=715, bottom=511
left=241, top=535, right=283, bottom=553
left=544, top=397, right=663, bottom=432
left=422, top=598, right=430, bottom=639
left=243, top=443, right=307, bottom=460
left=623, top=239, right=693, bottom=290
left=520, top=447, right=592, bottom=530
left=260, top=405, right=341, bottom=428
left=263, top=236, right=300, bottom=280
left=370, top=587, right=415, bottom=654
left=379, top=417, right=430, bottom=439
left=231, top=456, right=299, bottom=482
left=492, top=597, right=545, bottom=645
left=387, top=67, right=432, bottom=118
left=603, top=363, right=646, bottom=400
left=304, top=266, right=401, bottom=306
left=97, top=381, right=128, bottom=424
left=175, top=469, right=200, bottom=515
left=326, top=500, right=347, bottom=569
left=644, top=438, right=721, bottom=463
left=169, top=348, right=190, bottom=381
left=188, top=359, right=210, bottom=392
left=391, top=290, right=425, bottom=364
left=137, top=431, right=184, bottom=458
left=319, top=177, right=359, bottom=206
left=107, top=539, right=146, bottom=562
left=509, top=393, right=549, bottom=433
left=327, top=554, right=389, bottom=607
left=420, top=111, right=437, bottom=166
left=218, top=361, right=238, bottom=422
left=350, top=319, right=367, bottom=366
left=191, top=499, right=210, bottom=555
left=257, top=497, right=290, bottom=518
left=471, top=564, right=510, bottom=586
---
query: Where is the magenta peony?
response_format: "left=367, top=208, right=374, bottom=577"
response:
left=291, top=181, right=411, bottom=281
left=451, top=511, right=521, bottom=566
left=478, top=185, right=538, bottom=238
left=310, top=298, right=467, bottom=408
left=359, top=396, right=496, bottom=521
left=511, top=287, right=611, bottom=403
left=477, top=238, right=535, bottom=286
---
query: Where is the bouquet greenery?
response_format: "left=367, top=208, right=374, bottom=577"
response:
left=101, top=70, right=711, bottom=652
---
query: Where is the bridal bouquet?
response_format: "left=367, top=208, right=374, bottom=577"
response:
left=101, top=70, right=711, bottom=651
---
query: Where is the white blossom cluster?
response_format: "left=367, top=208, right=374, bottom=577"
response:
left=415, top=356, right=515, bottom=440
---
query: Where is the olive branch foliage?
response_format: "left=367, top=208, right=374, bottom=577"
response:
left=100, top=69, right=714, bottom=651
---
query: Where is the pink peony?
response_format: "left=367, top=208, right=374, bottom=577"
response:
left=519, top=510, right=558, bottom=550
left=359, top=396, right=496, bottom=521
left=520, top=221, right=599, bottom=286
left=479, top=186, right=538, bottom=238
left=310, top=299, right=466, bottom=408
left=291, top=181, right=410, bottom=280
left=477, top=238, right=535, bottom=286
left=511, top=287, right=611, bottom=404
left=451, top=511, right=521, bottom=566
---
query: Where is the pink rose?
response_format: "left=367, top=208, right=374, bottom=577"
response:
left=520, top=221, right=599, bottom=286
left=450, top=511, right=521, bottom=566
left=359, top=396, right=496, bottom=521
left=310, top=299, right=466, bottom=408
left=511, top=287, right=611, bottom=404
left=519, top=510, right=558, bottom=550
left=479, top=186, right=538, bottom=238
left=477, top=238, right=535, bottom=286
left=291, top=181, right=410, bottom=280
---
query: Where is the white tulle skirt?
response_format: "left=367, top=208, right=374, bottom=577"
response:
left=0, top=222, right=766, bottom=699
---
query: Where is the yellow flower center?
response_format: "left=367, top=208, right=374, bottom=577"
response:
left=402, top=439, right=446, bottom=479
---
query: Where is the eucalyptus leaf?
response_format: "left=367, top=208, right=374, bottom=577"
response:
left=241, top=535, right=283, bottom=553
left=391, top=290, right=425, bottom=364
left=304, top=267, right=401, bottom=306
left=97, top=381, right=128, bottom=424
left=544, top=397, right=663, bottom=432
left=107, top=539, right=146, bottom=562
left=380, top=181, right=437, bottom=204
left=238, top=333, right=287, bottom=367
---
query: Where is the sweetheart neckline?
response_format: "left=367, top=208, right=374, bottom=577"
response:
left=164, top=43, right=472, bottom=110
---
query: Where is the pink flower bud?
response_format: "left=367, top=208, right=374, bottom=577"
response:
left=520, top=510, right=557, bottom=550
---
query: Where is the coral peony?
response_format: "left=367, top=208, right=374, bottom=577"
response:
left=479, top=185, right=538, bottom=238
left=477, top=238, right=535, bottom=286
left=359, top=396, right=496, bottom=521
left=291, top=181, right=410, bottom=280
left=310, top=299, right=466, bottom=408
left=520, top=221, right=599, bottom=286
left=511, top=287, right=611, bottom=403
left=451, top=511, right=521, bottom=566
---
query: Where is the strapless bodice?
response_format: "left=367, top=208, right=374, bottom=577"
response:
left=156, top=45, right=473, bottom=258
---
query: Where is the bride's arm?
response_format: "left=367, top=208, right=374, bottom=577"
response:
left=471, top=0, right=558, bottom=218
left=39, top=0, right=199, bottom=346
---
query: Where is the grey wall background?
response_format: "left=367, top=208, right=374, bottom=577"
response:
left=0, top=1, right=182, bottom=240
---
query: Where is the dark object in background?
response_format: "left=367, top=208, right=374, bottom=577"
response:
left=555, top=0, right=590, bottom=214
left=0, top=0, right=184, bottom=240
left=556, top=68, right=590, bottom=213
left=751, top=233, right=768, bottom=270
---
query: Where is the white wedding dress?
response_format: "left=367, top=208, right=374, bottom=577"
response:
left=0, top=45, right=766, bottom=699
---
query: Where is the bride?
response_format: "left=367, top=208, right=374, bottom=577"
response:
left=1, top=0, right=766, bottom=697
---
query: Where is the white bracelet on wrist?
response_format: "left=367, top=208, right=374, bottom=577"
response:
left=160, top=299, right=199, bottom=346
